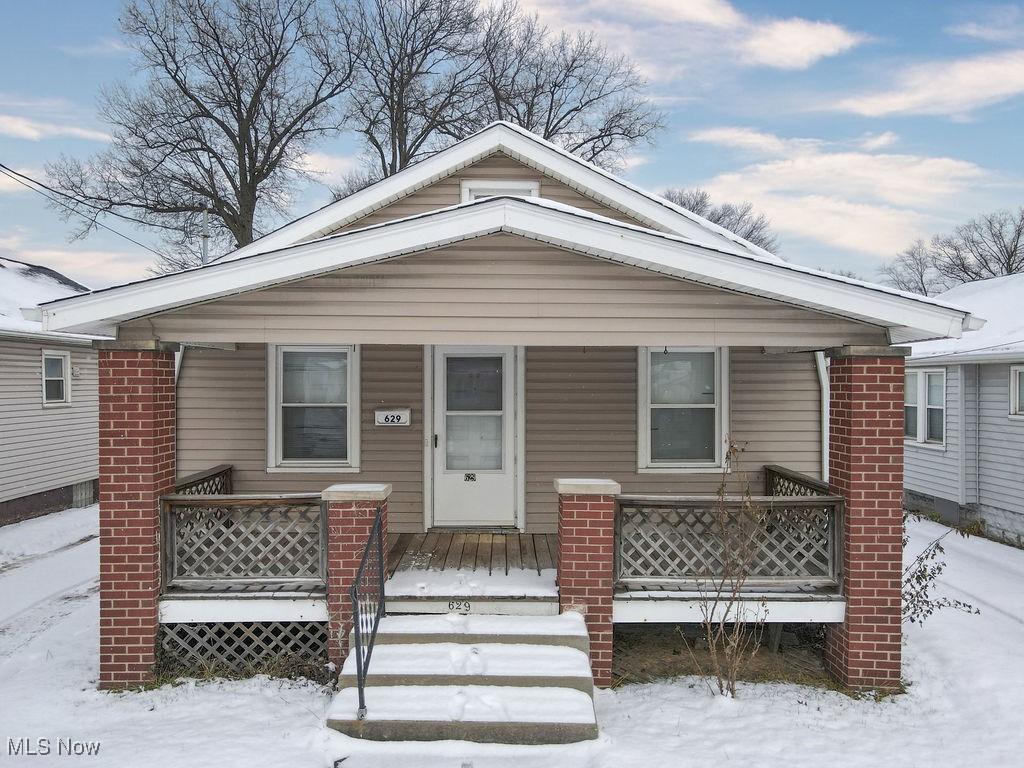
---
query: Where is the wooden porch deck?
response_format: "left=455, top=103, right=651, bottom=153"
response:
left=385, top=532, right=559, bottom=578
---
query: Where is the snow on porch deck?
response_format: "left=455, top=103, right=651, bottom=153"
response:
left=384, top=532, right=558, bottom=598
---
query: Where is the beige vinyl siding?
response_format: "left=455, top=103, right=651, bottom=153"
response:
left=176, top=343, right=821, bottom=533
left=176, top=344, right=425, bottom=531
left=312, top=152, right=644, bottom=238
left=120, top=234, right=887, bottom=348
left=0, top=339, right=98, bottom=503
left=523, top=347, right=822, bottom=531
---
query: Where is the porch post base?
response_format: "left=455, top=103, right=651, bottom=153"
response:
left=824, top=352, right=905, bottom=690
left=98, top=348, right=176, bottom=689
left=554, top=479, right=619, bottom=688
left=324, top=484, right=391, bottom=670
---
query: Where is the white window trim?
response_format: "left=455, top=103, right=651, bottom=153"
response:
left=637, top=347, right=729, bottom=473
left=41, top=349, right=71, bottom=407
left=266, top=344, right=361, bottom=472
left=460, top=178, right=540, bottom=202
left=904, top=367, right=945, bottom=449
left=1010, top=365, right=1024, bottom=420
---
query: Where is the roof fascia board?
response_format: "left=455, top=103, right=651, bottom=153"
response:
left=42, top=198, right=971, bottom=341
left=909, top=350, right=1024, bottom=365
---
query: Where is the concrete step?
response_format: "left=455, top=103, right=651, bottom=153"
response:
left=352, top=612, right=590, bottom=653
left=326, top=685, right=598, bottom=745
left=338, top=642, right=594, bottom=694
left=385, top=595, right=559, bottom=616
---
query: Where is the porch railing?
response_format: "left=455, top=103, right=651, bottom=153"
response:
left=350, top=505, right=386, bottom=720
left=160, top=493, right=325, bottom=592
left=174, top=464, right=233, bottom=496
left=615, top=491, right=844, bottom=589
left=763, top=464, right=830, bottom=497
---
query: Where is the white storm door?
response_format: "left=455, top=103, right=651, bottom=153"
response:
left=432, top=346, right=516, bottom=527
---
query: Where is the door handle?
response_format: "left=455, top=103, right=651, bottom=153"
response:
left=434, top=433, right=439, bottom=448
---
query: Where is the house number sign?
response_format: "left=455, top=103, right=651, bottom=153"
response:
left=374, top=408, right=411, bottom=426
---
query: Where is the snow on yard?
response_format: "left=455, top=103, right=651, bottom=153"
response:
left=1, top=513, right=1022, bottom=767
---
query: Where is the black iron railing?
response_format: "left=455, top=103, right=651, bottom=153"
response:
left=350, top=505, right=386, bottom=720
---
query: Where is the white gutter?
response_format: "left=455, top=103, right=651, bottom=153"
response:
left=815, top=351, right=830, bottom=483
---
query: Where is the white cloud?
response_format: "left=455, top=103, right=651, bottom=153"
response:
left=689, top=127, right=991, bottom=256
left=741, top=19, right=866, bottom=70
left=946, top=6, right=1024, bottom=43
left=298, top=152, right=360, bottom=185
left=58, top=38, right=131, bottom=57
left=620, top=155, right=650, bottom=171
left=834, top=49, right=1024, bottom=117
left=0, top=232, right=152, bottom=288
left=0, top=167, right=41, bottom=194
left=856, top=131, right=899, bottom=151
left=0, top=114, right=108, bottom=142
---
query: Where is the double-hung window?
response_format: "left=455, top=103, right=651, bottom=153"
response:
left=904, top=369, right=944, bottom=445
left=41, top=350, right=71, bottom=405
left=268, top=345, right=360, bottom=470
left=1011, top=365, right=1024, bottom=418
left=638, top=347, right=727, bottom=470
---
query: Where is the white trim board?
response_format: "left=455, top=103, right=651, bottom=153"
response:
left=40, top=196, right=977, bottom=344
left=612, top=595, right=846, bottom=624
left=158, top=597, right=328, bottom=623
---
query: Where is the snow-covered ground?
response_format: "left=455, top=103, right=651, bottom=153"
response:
left=1, top=509, right=1022, bottom=767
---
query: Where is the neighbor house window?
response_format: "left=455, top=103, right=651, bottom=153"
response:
left=41, top=350, right=71, bottom=405
left=638, top=347, right=728, bottom=470
left=905, top=369, right=945, bottom=445
left=267, top=345, right=360, bottom=470
left=460, top=179, right=540, bottom=202
left=1011, top=366, right=1024, bottom=417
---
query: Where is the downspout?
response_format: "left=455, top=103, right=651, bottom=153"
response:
left=815, top=351, right=830, bottom=483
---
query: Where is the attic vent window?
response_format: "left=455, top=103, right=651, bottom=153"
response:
left=461, top=179, right=540, bottom=202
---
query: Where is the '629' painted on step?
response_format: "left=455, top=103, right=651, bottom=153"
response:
left=448, top=600, right=471, bottom=612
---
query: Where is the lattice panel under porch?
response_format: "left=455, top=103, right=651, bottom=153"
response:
left=159, top=621, right=328, bottom=675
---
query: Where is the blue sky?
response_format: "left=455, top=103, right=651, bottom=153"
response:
left=1, top=0, right=1022, bottom=287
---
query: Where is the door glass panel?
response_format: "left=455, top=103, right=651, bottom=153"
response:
left=282, top=406, right=347, bottom=460
left=446, top=414, right=502, bottom=470
left=282, top=351, right=347, bottom=404
left=651, top=351, right=715, bottom=404
left=447, top=357, right=502, bottom=411
left=651, top=407, right=716, bottom=461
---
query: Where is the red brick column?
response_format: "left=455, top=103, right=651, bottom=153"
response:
left=97, top=342, right=177, bottom=689
left=555, top=478, right=619, bottom=688
left=324, top=484, right=391, bottom=669
left=825, top=346, right=908, bottom=690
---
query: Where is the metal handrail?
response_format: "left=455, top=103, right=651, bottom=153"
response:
left=350, top=504, right=386, bottom=720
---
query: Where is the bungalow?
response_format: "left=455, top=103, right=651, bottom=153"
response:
left=0, top=258, right=99, bottom=523
left=33, top=123, right=979, bottom=743
left=904, top=274, right=1024, bottom=544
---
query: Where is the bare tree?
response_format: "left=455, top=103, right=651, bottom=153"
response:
left=930, top=208, right=1024, bottom=284
left=46, top=0, right=358, bottom=271
left=879, top=240, right=949, bottom=296
left=664, top=188, right=779, bottom=253
left=476, top=0, right=662, bottom=170
left=346, top=0, right=482, bottom=179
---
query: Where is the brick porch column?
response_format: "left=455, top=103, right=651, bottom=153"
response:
left=555, top=478, right=619, bottom=688
left=825, top=346, right=908, bottom=690
left=323, top=483, right=391, bottom=669
left=97, top=341, right=178, bottom=689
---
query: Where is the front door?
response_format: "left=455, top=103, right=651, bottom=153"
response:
left=432, top=346, right=517, bottom=527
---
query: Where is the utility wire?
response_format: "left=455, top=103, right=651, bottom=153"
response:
left=0, top=162, right=179, bottom=232
left=0, top=165, right=168, bottom=259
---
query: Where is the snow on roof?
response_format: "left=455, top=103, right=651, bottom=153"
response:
left=0, top=257, right=96, bottom=341
left=910, top=273, right=1024, bottom=362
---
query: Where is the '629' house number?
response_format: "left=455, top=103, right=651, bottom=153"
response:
left=374, top=408, right=411, bottom=426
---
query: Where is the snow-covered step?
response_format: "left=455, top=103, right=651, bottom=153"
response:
left=326, top=685, right=598, bottom=744
left=354, top=611, right=590, bottom=652
left=338, top=642, right=594, bottom=693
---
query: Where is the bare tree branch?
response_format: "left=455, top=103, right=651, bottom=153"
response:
left=663, top=187, right=779, bottom=253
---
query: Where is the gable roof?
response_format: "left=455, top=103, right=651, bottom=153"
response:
left=39, top=195, right=980, bottom=344
left=910, top=274, right=1022, bottom=363
left=0, top=257, right=98, bottom=343
left=216, top=121, right=783, bottom=265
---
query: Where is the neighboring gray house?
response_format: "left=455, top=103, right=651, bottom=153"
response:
left=905, top=273, right=1024, bottom=543
left=0, top=258, right=99, bottom=522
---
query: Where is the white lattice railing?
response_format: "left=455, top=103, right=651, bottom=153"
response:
left=615, top=492, right=844, bottom=589
left=160, top=494, right=326, bottom=592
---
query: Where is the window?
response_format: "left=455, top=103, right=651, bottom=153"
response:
left=460, top=179, right=540, bottom=202
left=267, top=345, right=360, bottom=470
left=905, top=368, right=944, bottom=445
left=638, top=347, right=728, bottom=470
left=41, top=350, right=71, bottom=405
left=1011, top=366, right=1024, bottom=417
